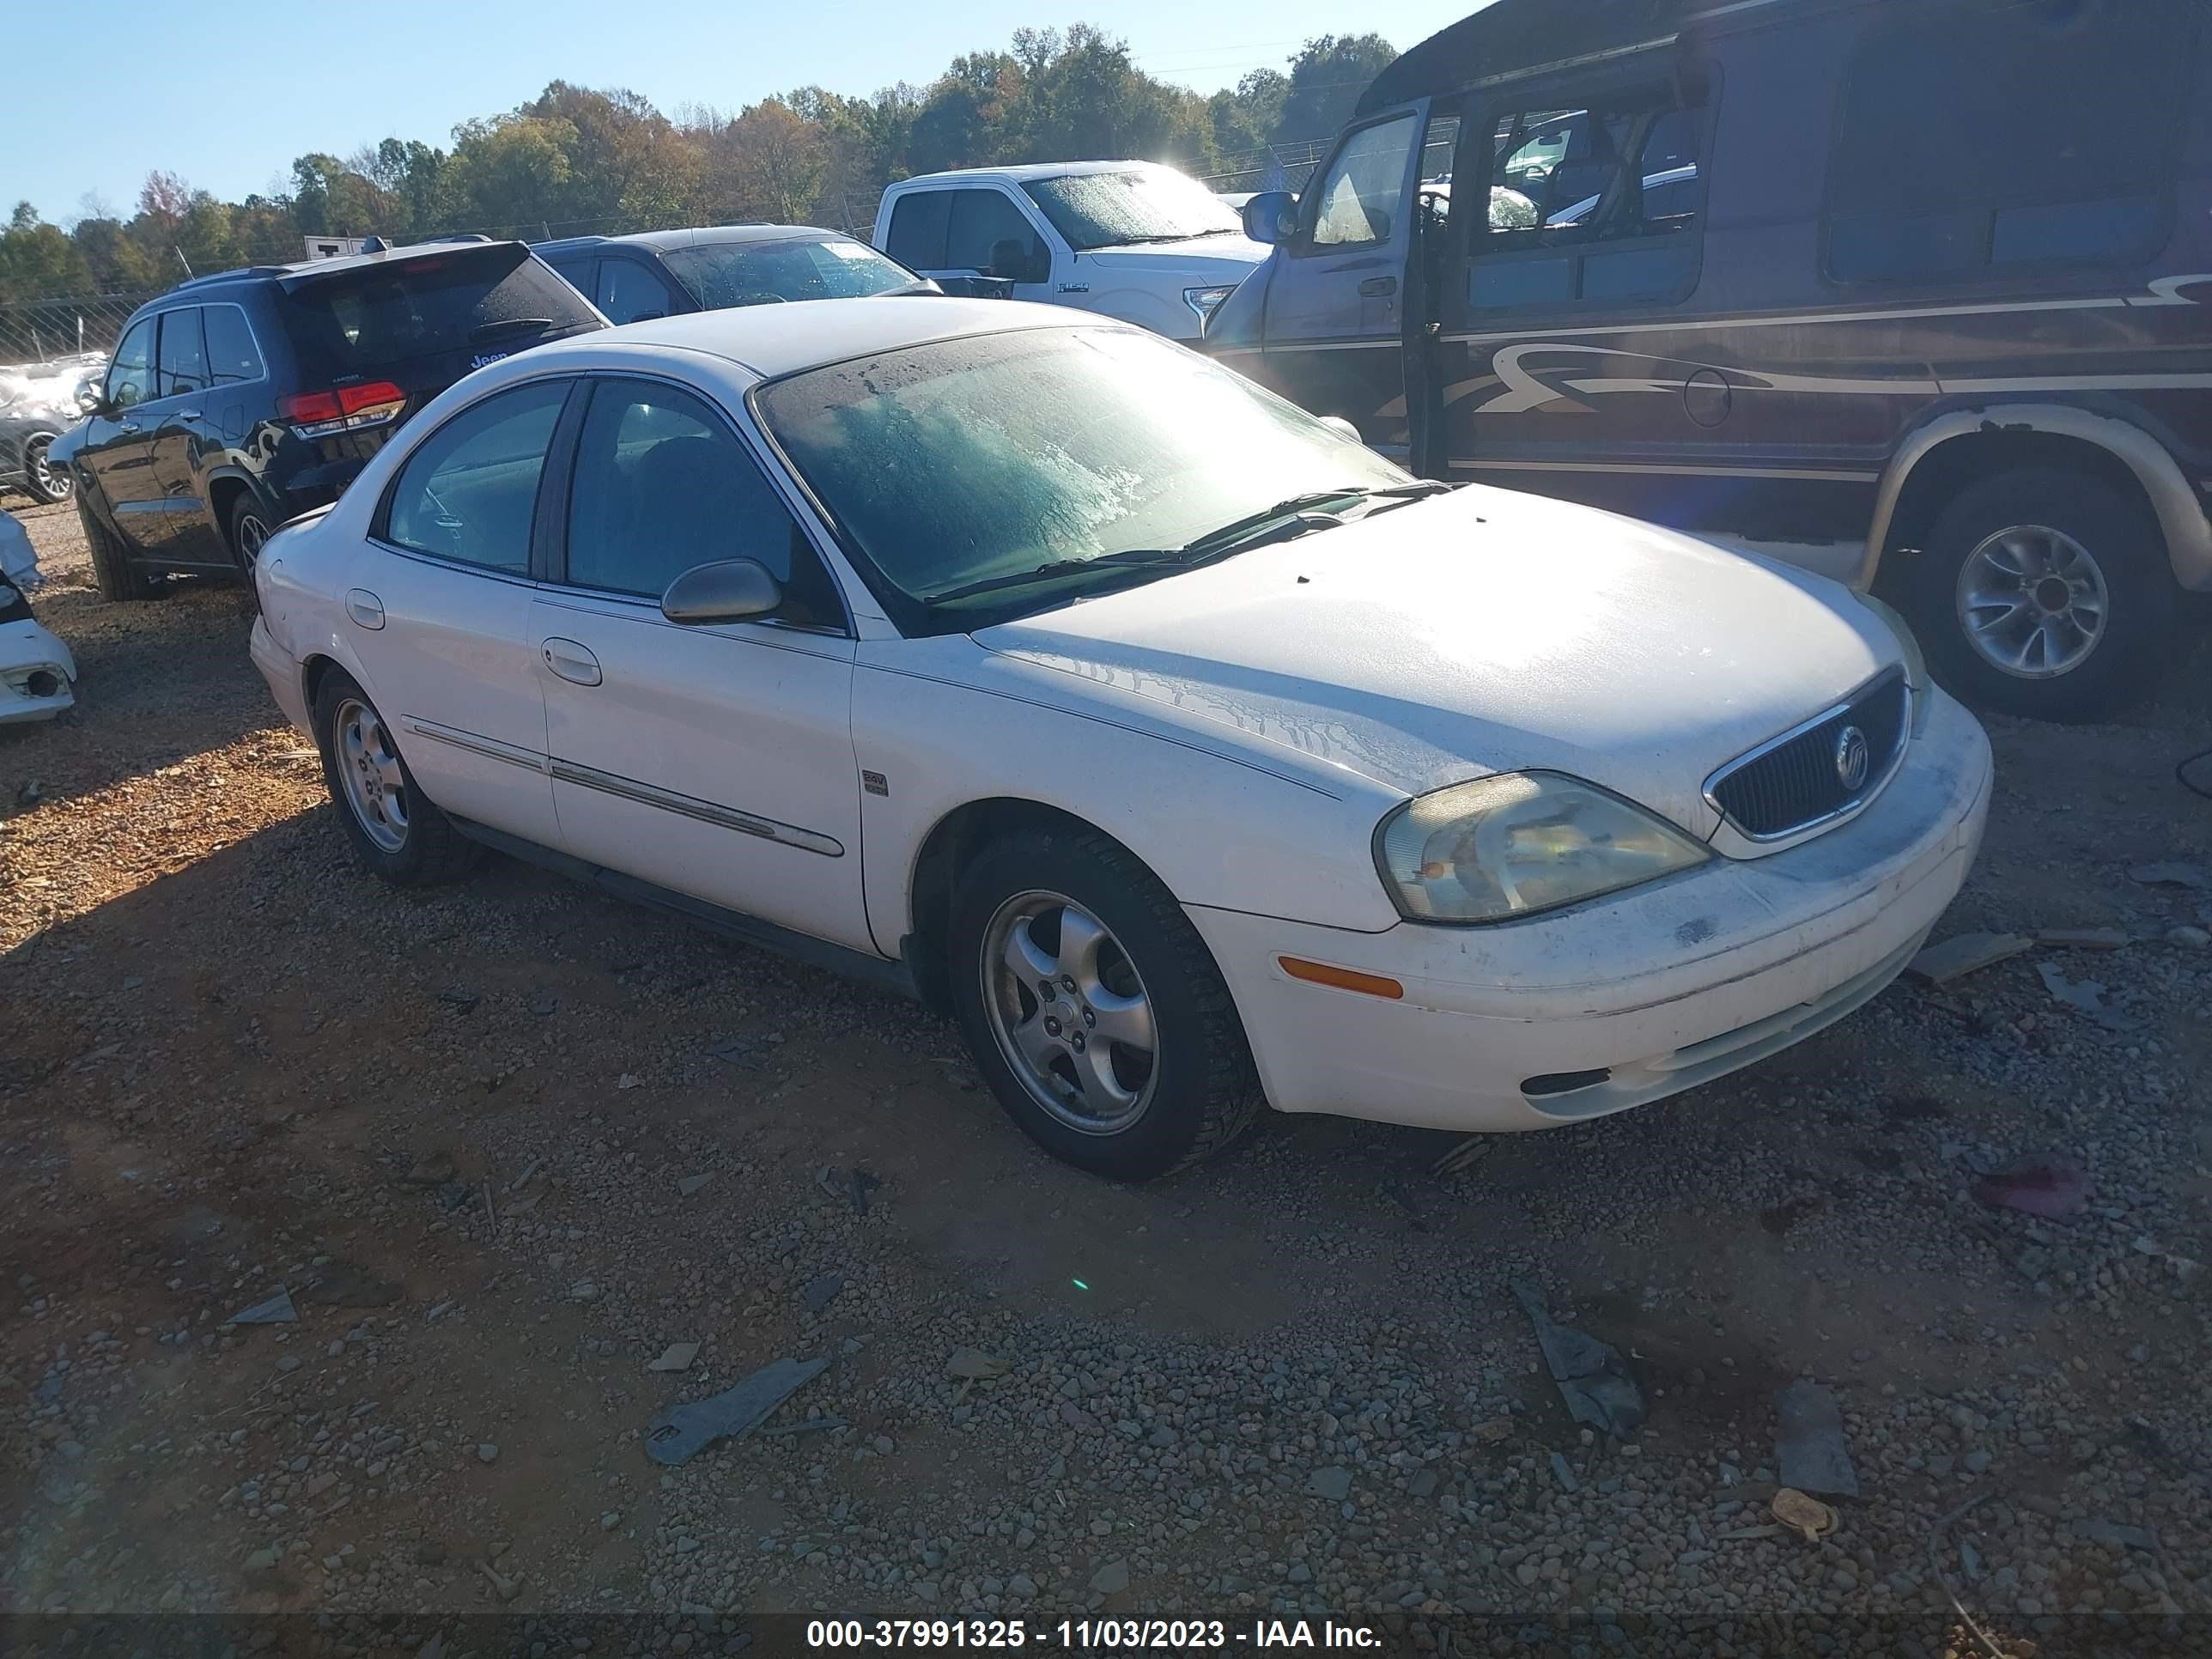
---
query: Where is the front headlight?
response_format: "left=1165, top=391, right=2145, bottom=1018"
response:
left=1375, top=771, right=1711, bottom=924
left=1184, top=284, right=1237, bottom=330
left=1856, top=594, right=1929, bottom=733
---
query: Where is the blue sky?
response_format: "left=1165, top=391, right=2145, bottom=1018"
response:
left=9, top=1, right=1479, bottom=223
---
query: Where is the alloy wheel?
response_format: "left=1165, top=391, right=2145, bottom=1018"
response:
left=1955, top=523, right=2111, bottom=680
left=27, top=437, right=70, bottom=502
left=334, top=697, right=410, bottom=854
left=980, top=890, right=1158, bottom=1135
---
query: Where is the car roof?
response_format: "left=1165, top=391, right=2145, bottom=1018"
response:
left=517, top=295, right=1092, bottom=381
left=153, top=238, right=537, bottom=301
left=535, top=224, right=854, bottom=258
left=889, top=160, right=1176, bottom=190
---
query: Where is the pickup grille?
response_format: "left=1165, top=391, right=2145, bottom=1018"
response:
left=1706, top=671, right=1910, bottom=841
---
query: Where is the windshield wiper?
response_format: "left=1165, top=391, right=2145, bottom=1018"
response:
left=1173, top=482, right=1454, bottom=563
left=921, top=548, right=1188, bottom=606
left=469, top=317, right=556, bottom=342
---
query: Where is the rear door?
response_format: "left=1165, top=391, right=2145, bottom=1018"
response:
left=1245, top=104, right=1434, bottom=459
left=77, top=318, right=166, bottom=554
left=149, top=307, right=226, bottom=566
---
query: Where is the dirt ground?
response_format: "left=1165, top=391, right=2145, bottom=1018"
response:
left=3, top=494, right=2210, bottom=1656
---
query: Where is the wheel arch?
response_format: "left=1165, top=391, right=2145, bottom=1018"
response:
left=206, top=471, right=275, bottom=563
left=902, top=796, right=1142, bottom=1017
left=1865, top=405, right=2208, bottom=595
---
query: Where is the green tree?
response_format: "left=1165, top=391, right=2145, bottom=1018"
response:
left=440, top=114, right=580, bottom=235
left=1275, top=34, right=1397, bottom=149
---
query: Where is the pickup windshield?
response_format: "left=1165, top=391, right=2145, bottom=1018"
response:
left=1021, top=170, right=1243, bottom=251
left=754, top=325, right=1411, bottom=634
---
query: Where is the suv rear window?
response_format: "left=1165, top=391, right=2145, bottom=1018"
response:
left=276, top=244, right=601, bottom=382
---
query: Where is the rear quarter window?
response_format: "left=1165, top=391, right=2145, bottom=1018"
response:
left=276, top=246, right=602, bottom=382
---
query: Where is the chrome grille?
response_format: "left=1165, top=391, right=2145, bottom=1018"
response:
left=1705, top=671, right=1910, bottom=841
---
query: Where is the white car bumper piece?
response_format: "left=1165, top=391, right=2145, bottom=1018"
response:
left=1188, top=689, right=1992, bottom=1133
left=0, top=617, right=76, bottom=726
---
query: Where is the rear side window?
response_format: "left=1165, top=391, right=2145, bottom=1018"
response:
left=384, top=380, right=568, bottom=572
left=563, top=380, right=842, bottom=626
left=203, top=304, right=264, bottom=384
left=278, top=245, right=601, bottom=382
left=155, top=309, right=209, bottom=398
left=884, top=191, right=951, bottom=269
left=1826, top=0, right=2196, bottom=283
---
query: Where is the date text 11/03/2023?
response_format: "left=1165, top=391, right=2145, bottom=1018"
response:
left=804, top=1618, right=1383, bottom=1649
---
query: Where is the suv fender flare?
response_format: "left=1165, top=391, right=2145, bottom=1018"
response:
left=204, top=466, right=281, bottom=538
left=1863, top=404, right=2212, bottom=593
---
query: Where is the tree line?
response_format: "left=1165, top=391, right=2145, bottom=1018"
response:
left=0, top=27, right=1395, bottom=306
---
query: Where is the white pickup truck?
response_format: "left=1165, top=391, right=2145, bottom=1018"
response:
left=873, top=161, right=1269, bottom=341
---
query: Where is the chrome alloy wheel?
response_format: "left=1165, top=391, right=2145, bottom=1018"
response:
left=981, top=890, right=1158, bottom=1134
left=1956, top=523, right=2111, bottom=679
left=334, top=697, right=410, bottom=853
left=26, top=436, right=70, bottom=501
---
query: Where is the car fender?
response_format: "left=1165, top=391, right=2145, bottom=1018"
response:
left=1081, top=283, right=1201, bottom=341
left=1865, top=402, right=2212, bottom=592
left=853, top=635, right=1407, bottom=958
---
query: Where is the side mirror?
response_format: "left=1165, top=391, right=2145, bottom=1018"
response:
left=1316, top=415, right=1363, bottom=443
left=79, top=386, right=108, bottom=417
left=1241, top=191, right=1299, bottom=246
left=660, top=558, right=781, bottom=625
left=989, top=240, right=1049, bottom=284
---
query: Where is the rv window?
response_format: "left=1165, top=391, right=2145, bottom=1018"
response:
left=1310, top=115, right=1420, bottom=249
left=1826, top=0, right=2194, bottom=283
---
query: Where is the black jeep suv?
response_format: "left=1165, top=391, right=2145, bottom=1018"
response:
left=64, top=240, right=605, bottom=600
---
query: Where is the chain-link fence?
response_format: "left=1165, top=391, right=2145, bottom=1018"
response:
left=0, top=292, right=155, bottom=366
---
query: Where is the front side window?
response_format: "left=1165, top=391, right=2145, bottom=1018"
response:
left=564, top=380, right=842, bottom=626
left=1310, top=115, right=1419, bottom=249
left=385, top=380, right=568, bottom=572
left=944, top=191, right=1042, bottom=274
left=595, top=258, right=679, bottom=324
left=1826, top=0, right=2193, bottom=283
left=1020, top=168, right=1241, bottom=252
left=203, top=305, right=265, bottom=384
left=660, top=237, right=918, bottom=307
left=155, top=309, right=209, bottom=398
left=755, top=325, right=1410, bottom=634
left=106, top=319, right=155, bottom=410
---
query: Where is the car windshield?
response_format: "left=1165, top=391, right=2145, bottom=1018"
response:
left=1020, top=170, right=1243, bottom=251
left=659, top=237, right=922, bottom=307
left=754, top=325, right=1411, bottom=634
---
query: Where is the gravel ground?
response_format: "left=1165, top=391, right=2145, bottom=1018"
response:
left=3, top=494, right=2210, bottom=1656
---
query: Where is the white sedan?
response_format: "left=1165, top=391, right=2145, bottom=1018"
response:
left=249, top=299, right=1991, bottom=1180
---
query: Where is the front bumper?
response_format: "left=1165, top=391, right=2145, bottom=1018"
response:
left=0, top=617, right=76, bottom=726
left=1188, top=688, right=1993, bottom=1133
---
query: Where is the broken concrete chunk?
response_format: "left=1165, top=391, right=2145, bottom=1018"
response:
left=945, top=1346, right=1009, bottom=1380
left=1773, top=1381, right=1859, bottom=1498
left=226, top=1288, right=297, bottom=1326
left=644, top=1355, right=828, bottom=1466
left=677, top=1173, right=713, bottom=1197
left=1305, top=1466, right=1351, bottom=1501
left=647, top=1342, right=699, bottom=1373
left=1511, top=1281, right=1645, bottom=1438
left=2033, top=927, right=2129, bottom=951
left=1905, top=932, right=2031, bottom=985
left=2036, top=962, right=2140, bottom=1032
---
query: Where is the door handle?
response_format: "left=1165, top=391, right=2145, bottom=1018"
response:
left=171, top=410, right=203, bottom=422
left=344, top=589, right=385, bottom=629
left=541, top=637, right=602, bottom=687
left=115, top=421, right=140, bottom=435
left=1358, top=276, right=1398, bottom=298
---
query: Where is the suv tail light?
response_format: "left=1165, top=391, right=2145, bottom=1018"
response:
left=278, top=381, right=407, bottom=439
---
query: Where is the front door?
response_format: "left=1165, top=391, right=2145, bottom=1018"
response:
left=343, top=376, right=573, bottom=845
left=887, top=187, right=1054, bottom=303
left=78, top=316, right=166, bottom=554
left=531, top=376, right=872, bottom=952
left=1243, top=104, right=1436, bottom=459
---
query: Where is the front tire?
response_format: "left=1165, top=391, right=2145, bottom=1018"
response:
left=22, top=434, right=72, bottom=504
left=312, top=669, right=479, bottom=885
left=1904, top=468, right=2175, bottom=721
left=948, top=824, right=1261, bottom=1181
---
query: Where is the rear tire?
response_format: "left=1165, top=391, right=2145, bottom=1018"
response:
left=312, top=668, right=480, bottom=885
left=22, top=434, right=71, bottom=504
left=1904, top=468, right=2174, bottom=721
left=948, top=823, right=1261, bottom=1181
left=79, top=497, right=155, bottom=602
left=227, top=492, right=276, bottom=609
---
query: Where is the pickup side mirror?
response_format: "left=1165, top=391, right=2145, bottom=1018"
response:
left=661, top=558, right=781, bottom=625
left=1242, top=190, right=1299, bottom=246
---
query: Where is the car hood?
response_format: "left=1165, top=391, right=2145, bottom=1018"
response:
left=1078, top=234, right=1269, bottom=278
left=971, top=485, right=1901, bottom=838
